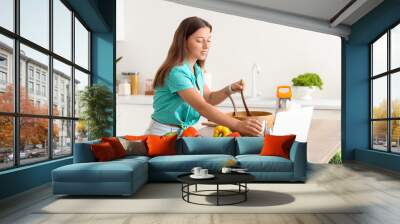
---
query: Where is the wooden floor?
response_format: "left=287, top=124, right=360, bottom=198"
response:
left=1, top=162, right=400, bottom=224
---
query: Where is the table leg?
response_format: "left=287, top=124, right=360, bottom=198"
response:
left=195, top=184, right=197, bottom=192
left=187, top=184, right=190, bottom=202
left=217, top=184, right=219, bottom=206
left=245, top=183, right=247, bottom=201
left=181, top=184, right=183, bottom=199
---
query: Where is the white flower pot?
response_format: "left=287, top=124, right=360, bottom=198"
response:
left=293, top=86, right=316, bottom=100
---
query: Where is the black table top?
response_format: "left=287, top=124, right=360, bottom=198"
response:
left=177, top=172, right=255, bottom=185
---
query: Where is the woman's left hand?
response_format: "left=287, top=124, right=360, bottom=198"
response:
left=230, top=79, right=245, bottom=93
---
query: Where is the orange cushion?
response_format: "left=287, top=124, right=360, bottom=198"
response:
left=91, top=142, right=117, bottom=162
left=146, top=135, right=177, bottom=157
left=124, top=135, right=153, bottom=141
left=259, top=134, right=296, bottom=159
left=101, top=137, right=127, bottom=158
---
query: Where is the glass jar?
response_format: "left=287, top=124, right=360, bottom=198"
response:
left=118, top=74, right=131, bottom=95
left=130, top=72, right=139, bottom=95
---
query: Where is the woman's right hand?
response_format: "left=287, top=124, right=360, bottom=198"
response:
left=234, top=119, right=263, bottom=136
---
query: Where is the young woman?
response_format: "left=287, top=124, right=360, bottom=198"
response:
left=145, top=16, right=262, bottom=136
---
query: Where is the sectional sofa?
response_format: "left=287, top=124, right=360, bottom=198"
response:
left=52, top=137, right=307, bottom=196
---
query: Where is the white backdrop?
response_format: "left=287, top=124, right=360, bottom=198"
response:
left=116, top=0, right=341, bottom=100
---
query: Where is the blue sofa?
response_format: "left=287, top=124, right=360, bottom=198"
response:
left=52, top=137, right=307, bottom=196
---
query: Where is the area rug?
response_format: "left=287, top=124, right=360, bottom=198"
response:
left=37, top=183, right=362, bottom=214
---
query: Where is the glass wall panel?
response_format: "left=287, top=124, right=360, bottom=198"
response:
left=391, top=24, right=400, bottom=70
left=0, top=34, right=14, bottom=113
left=53, top=59, right=72, bottom=117
left=74, top=69, right=89, bottom=118
left=372, top=76, right=387, bottom=119
left=53, top=0, right=72, bottom=60
left=74, top=18, right=89, bottom=69
left=391, top=72, right=400, bottom=118
left=53, top=119, right=72, bottom=157
left=20, top=0, right=49, bottom=49
left=0, top=116, right=13, bottom=170
left=0, top=0, right=14, bottom=31
left=372, top=34, right=387, bottom=76
left=75, top=120, right=88, bottom=143
left=391, top=120, right=400, bottom=153
left=372, top=121, right=388, bottom=151
left=20, top=117, right=49, bottom=165
left=20, top=44, right=49, bottom=115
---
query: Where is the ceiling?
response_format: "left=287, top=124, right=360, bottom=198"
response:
left=165, top=0, right=384, bottom=38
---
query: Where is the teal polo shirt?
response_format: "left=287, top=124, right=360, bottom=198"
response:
left=151, top=62, right=204, bottom=129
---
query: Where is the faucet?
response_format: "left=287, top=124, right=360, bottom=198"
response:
left=251, top=63, right=261, bottom=98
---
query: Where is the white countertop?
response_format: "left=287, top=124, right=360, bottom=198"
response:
left=117, top=95, right=341, bottom=110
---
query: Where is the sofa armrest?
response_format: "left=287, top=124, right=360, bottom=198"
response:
left=73, top=140, right=100, bottom=163
left=289, top=141, right=307, bottom=181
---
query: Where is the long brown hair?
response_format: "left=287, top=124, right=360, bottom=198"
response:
left=153, top=16, right=212, bottom=89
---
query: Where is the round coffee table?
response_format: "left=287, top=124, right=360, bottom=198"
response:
left=177, top=172, right=255, bottom=206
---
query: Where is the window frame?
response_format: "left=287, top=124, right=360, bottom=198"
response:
left=0, top=0, right=92, bottom=171
left=370, top=21, right=400, bottom=154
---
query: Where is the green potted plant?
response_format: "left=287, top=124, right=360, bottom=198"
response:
left=79, top=84, right=113, bottom=140
left=291, top=72, right=323, bottom=100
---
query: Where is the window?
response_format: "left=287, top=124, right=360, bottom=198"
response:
left=0, top=34, right=13, bottom=113
left=0, top=71, right=6, bottom=84
left=0, top=54, right=7, bottom=67
left=42, top=85, right=46, bottom=97
left=53, top=59, right=71, bottom=117
left=0, top=0, right=91, bottom=170
left=75, top=18, right=89, bottom=69
left=53, top=0, right=72, bottom=60
left=0, top=70, right=7, bottom=93
left=74, top=69, right=89, bottom=119
left=53, top=120, right=72, bottom=158
left=28, top=81, right=34, bottom=94
left=0, top=0, right=14, bottom=32
left=35, top=83, right=40, bottom=95
left=28, top=67, right=34, bottom=80
left=0, top=116, right=13, bottom=170
left=41, top=73, right=46, bottom=83
left=20, top=0, right=49, bottom=49
left=0, top=54, right=7, bottom=87
left=371, top=23, right=400, bottom=154
left=35, top=70, right=41, bottom=81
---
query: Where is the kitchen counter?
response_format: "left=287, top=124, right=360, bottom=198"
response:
left=117, top=95, right=341, bottom=110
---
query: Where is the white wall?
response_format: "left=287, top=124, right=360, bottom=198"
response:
left=117, top=0, right=341, bottom=99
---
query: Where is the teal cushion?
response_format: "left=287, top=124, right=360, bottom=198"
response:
left=149, top=154, right=235, bottom=172
left=236, top=155, right=293, bottom=172
left=235, top=137, right=264, bottom=155
left=52, top=159, right=147, bottom=183
left=117, top=155, right=150, bottom=163
left=179, top=137, right=236, bottom=155
left=73, top=139, right=101, bottom=163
